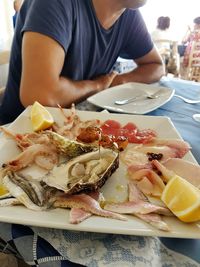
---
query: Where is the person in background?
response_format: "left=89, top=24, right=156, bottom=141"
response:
left=13, top=0, right=23, bottom=28
left=182, top=17, right=200, bottom=45
left=0, top=0, right=164, bottom=125
left=151, top=16, right=172, bottom=52
left=151, top=16, right=179, bottom=75
left=182, top=17, right=200, bottom=68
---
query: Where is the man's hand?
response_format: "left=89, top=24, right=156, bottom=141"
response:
left=110, top=48, right=165, bottom=87
left=93, top=72, right=117, bottom=92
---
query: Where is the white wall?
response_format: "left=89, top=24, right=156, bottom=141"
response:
left=0, top=0, right=14, bottom=50
left=1, top=0, right=199, bottom=47
left=0, top=0, right=14, bottom=88
left=141, top=0, right=200, bottom=42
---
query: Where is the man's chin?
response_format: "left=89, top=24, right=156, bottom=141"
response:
left=129, top=0, right=147, bottom=9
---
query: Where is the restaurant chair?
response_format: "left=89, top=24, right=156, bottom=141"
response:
left=154, top=39, right=172, bottom=64
left=166, top=41, right=180, bottom=77
left=184, top=40, right=200, bottom=82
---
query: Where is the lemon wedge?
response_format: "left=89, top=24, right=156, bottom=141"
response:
left=161, top=175, right=200, bottom=222
left=30, top=101, right=54, bottom=131
left=0, top=184, right=9, bottom=198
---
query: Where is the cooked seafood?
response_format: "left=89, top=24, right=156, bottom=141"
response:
left=52, top=104, right=102, bottom=139
left=121, top=138, right=190, bottom=171
left=104, top=201, right=171, bottom=216
left=0, top=127, right=50, bottom=150
left=2, top=171, right=47, bottom=211
left=104, top=181, right=171, bottom=231
left=136, top=213, right=170, bottom=231
left=0, top=106, right=196, bottom=230
left=69, top=191, right=104, bottom=224
left=43, top=147, right=119, bottom=194
left=100, top=120, right=157, bottom=144
left=0, top=198, right=21, bottom=207
left=128, top=168, right=165, bottom=197
left=162, top=158, right=200, bottom=188
left=2, top=144, right=58, bottom=171
left=46, top=131, right=97, bottom=158
left=54, top=193, right=127, bottom=221
left=69, top=207, right=92, bottom=224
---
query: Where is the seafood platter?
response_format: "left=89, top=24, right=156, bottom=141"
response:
left=0, top=105, right=200, bottom=238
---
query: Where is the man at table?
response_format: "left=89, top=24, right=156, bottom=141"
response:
left=0, top=0, right=164, bottom=124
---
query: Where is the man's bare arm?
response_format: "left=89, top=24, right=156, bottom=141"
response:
left=110, top=47, right=165, bottom=87
left=20, top=32, right=116, bottom=108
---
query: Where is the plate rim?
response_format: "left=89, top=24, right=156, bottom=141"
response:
left=87, top=82, right=175, bottom=114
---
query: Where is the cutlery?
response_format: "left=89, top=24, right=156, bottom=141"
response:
left=114, top=90, right=162, bottom=105
left=174, top=94, right=200, bottom=104
left=193, top=114, right=200, bottom=122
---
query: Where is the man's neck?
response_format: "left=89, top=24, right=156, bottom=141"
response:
left=92, top=0, right=125, bottom=30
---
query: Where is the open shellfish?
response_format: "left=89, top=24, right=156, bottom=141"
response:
left=43, top=147, right=119, bottom=194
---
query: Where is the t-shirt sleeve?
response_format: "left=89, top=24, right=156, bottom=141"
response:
left=120, top=10, right=154, bottom=60
left=21, top=0, right=73, bottom=53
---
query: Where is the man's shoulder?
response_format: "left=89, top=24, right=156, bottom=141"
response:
left=24, top=0, right=76, bottom=13
left=120, top=9, right=144, bottom=28
left=123, top=8, right=140, bottom=19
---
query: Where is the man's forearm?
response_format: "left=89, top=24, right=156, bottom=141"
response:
left=20, top=76, right=99, bottom=108
left=111, top=63, right=165, bottom=87
left=20, top=72, right=116, bottom=108
left=51, top=77, right=99, bottom=107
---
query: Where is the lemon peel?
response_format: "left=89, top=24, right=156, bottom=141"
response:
left=161, top=175, right=200, bottom=223
left=30, top=101, right=54, bottom=131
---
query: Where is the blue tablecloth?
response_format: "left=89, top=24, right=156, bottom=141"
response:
left=0, top=77, right=200, bottom=267
left=153, top=77, right=200, bottom=164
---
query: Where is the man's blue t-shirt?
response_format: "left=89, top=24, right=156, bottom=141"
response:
left=0, top=0, right=153, bottom=124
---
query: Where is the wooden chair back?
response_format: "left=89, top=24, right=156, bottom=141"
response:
left=186, top=40, right=200, bottom=82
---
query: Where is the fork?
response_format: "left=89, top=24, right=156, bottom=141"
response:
left=114, top=90, right=162, bottom=105
left=174, top=94, right=200, bottom=104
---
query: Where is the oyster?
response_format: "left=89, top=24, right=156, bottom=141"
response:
left=43, top=147, right=119, bottom=194
left=46, top=131, right=97, bottom=158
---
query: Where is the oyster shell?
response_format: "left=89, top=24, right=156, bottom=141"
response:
left=43, top=148, right=119, bottom=194
left=46, top=131, right=97, bottom=158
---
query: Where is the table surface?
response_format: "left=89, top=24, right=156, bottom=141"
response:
left=0, top=77, right=200, bottom=267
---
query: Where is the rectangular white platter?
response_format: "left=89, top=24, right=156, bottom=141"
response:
left=0, top=106, right=199, bottom=239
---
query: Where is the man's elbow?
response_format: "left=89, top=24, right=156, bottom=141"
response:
left=149, top=59, right=165, bottom=82
left=19, top=84, right=58, bottom=108
left=157, top=61, right=165, bottom=80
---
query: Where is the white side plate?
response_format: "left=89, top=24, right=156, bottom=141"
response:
left=87, top=82, right=174, bottom=114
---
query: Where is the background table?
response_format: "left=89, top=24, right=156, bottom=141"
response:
left=0, top=77, right=200, bottom=267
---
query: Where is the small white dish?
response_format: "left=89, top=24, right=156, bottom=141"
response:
left=87, top=82, right=174, bottom=114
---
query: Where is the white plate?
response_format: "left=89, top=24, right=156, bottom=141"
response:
left=0, top=107, right=199, bottom=239
left=87, top=82, right=174, bottom=114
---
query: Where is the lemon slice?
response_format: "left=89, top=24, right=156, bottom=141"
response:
left=161, top=175, right=200, bottom=222
left=30, top=101, right=54, bottom=131
left=0, top=184, right=9, bottom=199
